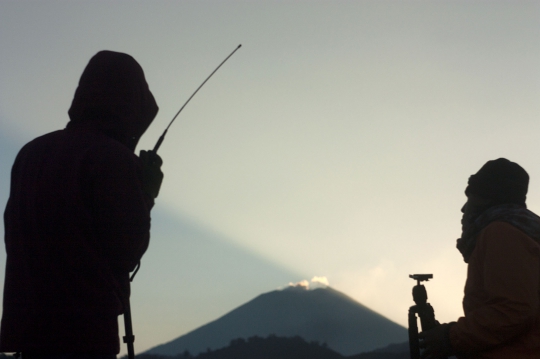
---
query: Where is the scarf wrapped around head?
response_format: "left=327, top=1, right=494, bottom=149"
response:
left=458, top=159, right=538, bottom=262
left=457, top=204, right=540, bottom=262
left=465, top=158, right=528, bottom=205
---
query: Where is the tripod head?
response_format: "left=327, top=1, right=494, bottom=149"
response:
left=410, top=273, right=432, bottom=284
left=409, top=274, right=432, bottom=305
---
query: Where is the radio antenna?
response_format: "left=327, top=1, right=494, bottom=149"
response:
left=152, top=44, right=242, bottom=153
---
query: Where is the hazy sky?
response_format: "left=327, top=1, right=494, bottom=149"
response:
left=1, top=1, right=540, bottom=356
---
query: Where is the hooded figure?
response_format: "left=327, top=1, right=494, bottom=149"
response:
left=0, top=51, right=162, bottom=356
left=68, top=50, right=158, bottom=151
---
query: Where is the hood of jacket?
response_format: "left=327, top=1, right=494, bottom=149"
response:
left=67, top=50, right=158, bottom=151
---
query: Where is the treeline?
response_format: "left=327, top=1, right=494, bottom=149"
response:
left=133, top=335, right=409, bottom=359
left=135, top=335, right=339, bottom=359
left=0, top=335, right=409, bottom=359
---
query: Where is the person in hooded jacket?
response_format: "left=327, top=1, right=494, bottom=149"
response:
left=0, top=51, right=163, bottom=358
left=419, top=158, right=540, bottom=359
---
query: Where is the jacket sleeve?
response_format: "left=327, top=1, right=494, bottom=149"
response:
left=87, top=142, right=153, bottom=275
left=450, top=222, right=540, bottom=353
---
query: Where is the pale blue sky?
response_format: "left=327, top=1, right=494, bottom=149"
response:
left=1, top=1, right=540, bottom=355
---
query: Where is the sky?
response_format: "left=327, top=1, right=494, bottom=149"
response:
left=1, top=0, right=540, bottom=356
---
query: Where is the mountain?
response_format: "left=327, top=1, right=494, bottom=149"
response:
left=145, top=286, right=407, bottom=356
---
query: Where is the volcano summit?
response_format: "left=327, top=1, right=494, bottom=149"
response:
left=145, top=286, right=407, bottom=356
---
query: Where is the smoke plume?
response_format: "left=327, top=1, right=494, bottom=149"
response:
left=287, top=276, right=329, bottom=290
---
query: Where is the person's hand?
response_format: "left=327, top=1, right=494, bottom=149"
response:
left=139, top=150, right=164, bottom=199
left=419, top=322, right=454, bottom=359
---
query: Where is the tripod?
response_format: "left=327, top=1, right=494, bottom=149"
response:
left=408, top=274, right=443, bottom=359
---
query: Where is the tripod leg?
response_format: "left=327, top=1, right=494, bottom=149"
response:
left=409, top=308, right=420, bottom=359
left=123, top=299, right=136, bottom=359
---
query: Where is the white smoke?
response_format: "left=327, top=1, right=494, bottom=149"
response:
left=288, top=279, right=310, bottom=290
left=286, top=276, right=329, bottom=290
left=310, top=276, right=329, bottom=288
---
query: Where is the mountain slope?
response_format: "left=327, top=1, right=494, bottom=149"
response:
left=145, top=286, right=407, bottom=356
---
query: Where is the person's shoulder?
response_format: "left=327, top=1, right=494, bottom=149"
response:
left=484, top=221, right=519, bottom=232
left=482, top=221, right=530, bottom=238
left=481, top=221, right=540, bottom=252
left=19, top=129, right=64, bottom=149
left=13, top=130, right=65, bottom=162
left=20, top=128, right=128, bottom=155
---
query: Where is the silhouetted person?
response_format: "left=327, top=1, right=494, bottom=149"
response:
left=420, top=158, right=540, bottom=359
left=0, top=51, right=163, bottom=358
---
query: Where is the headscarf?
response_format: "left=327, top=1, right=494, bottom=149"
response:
left=458, top=158, right=537, bottom=262
left=465, top=158, right=528, bottom=206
